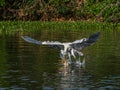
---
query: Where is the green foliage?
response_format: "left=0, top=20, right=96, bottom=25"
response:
left=85, top=0, right=120, bottom=22
left=0, top=0, right=120, bottom=22
left=103, top=4, right=120, bottom=22
left=49, top=0, right=72, bottom=16
left=0, top=0, right=5, bottom=7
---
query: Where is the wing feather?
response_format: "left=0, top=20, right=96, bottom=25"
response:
left=22, top=36, right=64, bottom=50
left=22, top=36, right=42, bottom=45
left=71, top=32, right=100, bottom=50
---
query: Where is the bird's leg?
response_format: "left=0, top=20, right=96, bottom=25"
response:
left=76, top=56, right=85, bottom=68
left=81, top=57, right=85, bottom=68
left=77, top=51, right=84, bottom=63
left=67, top=52, right=72, bottom=65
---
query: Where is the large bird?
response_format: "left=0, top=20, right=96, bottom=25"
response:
left=22, top=32, right=100, bottom=64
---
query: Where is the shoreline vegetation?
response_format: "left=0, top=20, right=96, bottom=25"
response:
left=0, top=0, right=120, bottom=23
left=0, top=21, right=119, bottom=34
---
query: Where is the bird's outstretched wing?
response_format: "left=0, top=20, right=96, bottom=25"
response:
left=70, top=32, right=100, bottom=50
left=22, top=36, right=64, bottom=50
left=22, top=36, right=42, bottom=45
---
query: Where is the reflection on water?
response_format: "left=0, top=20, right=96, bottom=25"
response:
left=0, top=30, right=120, bottom=90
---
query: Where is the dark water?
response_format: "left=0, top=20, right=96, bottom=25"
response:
left=0, top=30, right=120, bottom=90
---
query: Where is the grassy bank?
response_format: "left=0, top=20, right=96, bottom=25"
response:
left=0, top=21, right=119, bottom=34
left=0, top=0, right=120, bottom=22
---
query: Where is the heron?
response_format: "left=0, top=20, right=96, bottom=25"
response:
left=22, top=32, right=100, bottom=65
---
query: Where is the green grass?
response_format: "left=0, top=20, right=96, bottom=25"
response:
left=0, top=21, right=119, bottom=35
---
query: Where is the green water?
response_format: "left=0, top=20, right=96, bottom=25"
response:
left=0, top=22, right=120, bottom=90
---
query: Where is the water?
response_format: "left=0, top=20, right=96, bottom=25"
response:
left=0, top=30, right=120, bottom=90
